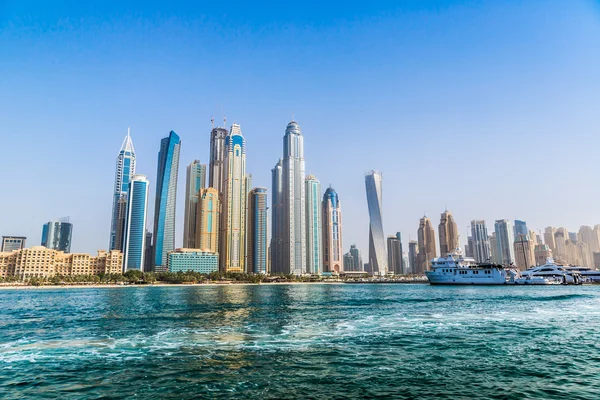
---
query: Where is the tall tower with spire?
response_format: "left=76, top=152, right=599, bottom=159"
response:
left=282, top=121, right=306, bottom=275
left=220, top=124, right=246, bottom=272
left=270, top=159, right=284, bottom=274
left=322, top=186, right=343, bottom=273
left=109, top=128, right=136, bottom=251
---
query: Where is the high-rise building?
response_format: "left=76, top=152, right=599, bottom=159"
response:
left=282, top=121, right=306, bottom=275
left=343, top=244, right=363, bottom=272
left=144, top=230, right=153, bottom=272
left=554, top=229, right=567, bottom=262
left=183, top=160, right=206, bottom=248
left=113, top=196, right=128, bottom=252
left=109, top=128, right=136, bottom=251
left=365, top=170, right=387, bottom=275
left=305, top=175, right=322, bottom=274
left=387, top=235, right=402, bottom=275
left=514, top=220, right=528, bottom=238
left=402, top=252, right=409, bottom=274
left=41, top=219, right=73, bottom=253
left=322, top=186, right=343, bottom=273
left=489, top=233, right=499, bottom=264
left=494, top=220, right=515, bottom=266
left=568, top=232, right=578, bottom=242
left=153, top=130, right=181, bottom=271
left=220, top=124, right=246, bottom=273
left=578, top=225, right=599, bottom=262
left=534, top=244, right=552, bottom=266
left=408, top=240, right=419, bottom=274
left=195, top=187, right=220, bottom=254
left=1, top=236, right=26, bottom=252
left=593, top=251, right=600, bottom=269
left=246, top=187, right=268, bottom=274
left=270, top=159, right=284, bottom=274
left=513, top=233, right=535, bottom=270
left=439, top=210, right=459, bottom=256
left=123, top=175, right=149, bottom=272
left=417, top=216, right=437, bottom=273
left=544, top=227, right=557, bottom=254
left=470, top=220, right=491, bottom=263
left=396, top=232, right=405, bottom=273
left=209, top=127, right=228, bottom=194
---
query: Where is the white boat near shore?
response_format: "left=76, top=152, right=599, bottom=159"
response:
left=425, top=249, right=518, bottom=285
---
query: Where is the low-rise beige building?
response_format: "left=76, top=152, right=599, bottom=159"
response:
left=0, top=247, right=123, bottom=279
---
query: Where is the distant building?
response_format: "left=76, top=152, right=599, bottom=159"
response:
left=417, top=216, right=437, bottom=273
left=113, top=196, right=128, bottom=251
left=513, top=220, right=528, bottom=238
left=365, top=171, right=387, bottom=275
left=534, top=244, right=552, bottom=266
left=247, top=187, right=268, bottom=274
left=343, top=244, right=363, bottom=272
left=489, top=233, right=499, bottom=264
left=153, top=130, right=181, bottom=271
left=183, top=160, right=206, bottom=248
left=305, top=175, right=322, bottom=274
left=270, top=159, right=284, bottom=274
left=408, top=240, right=419, bottom=274
left=209, top=126, right=228, bottom=194
left=387, top=235, right=402, bottom=275
left=494, top=220, right=515, bottom=266
left=544, top=227, right=557, bottom=254
left=513, top=234, right=535, bottom=270
left=402, top=252, right=409, bottom=274
left=568, top=232, right=578, bottom=243
left=167, top=249, right=219, bottom=274
left=438, top=210, right=459, bottom=256
left=41, top=220, right=73, bottom=253
left=593, top=251, right=600, bottom=269
left=470, top=220, right=491, bottom=263
left=123, top=175, right=149, bottom=272
left=1, top=236, right=26, bottom=252
left=195, top=187, right=220, bottom=254
left=144, top=230, right=153, bottom=272
left=322, top=186, right=343, bottom=273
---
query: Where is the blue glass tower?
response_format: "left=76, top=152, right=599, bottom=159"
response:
left=123, top=175, right=149, bottom=271
left=41, top=220, right=73, bottom=253
left=514, top=220, right=529, bottom=238
left=109, top=128, right=136, bottom=250
left=153, top=131, right=181, bottom=271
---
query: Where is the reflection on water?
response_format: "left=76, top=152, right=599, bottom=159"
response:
left=1, top=284, right=600, bottom=399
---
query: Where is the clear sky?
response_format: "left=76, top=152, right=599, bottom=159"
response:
left=1, top=0, right=600, bottom=255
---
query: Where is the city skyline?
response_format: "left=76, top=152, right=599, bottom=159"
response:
left=2, top=2, right=600, bottom=258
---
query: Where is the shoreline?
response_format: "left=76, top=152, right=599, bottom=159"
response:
left=0, top=281, right=429, bottom=289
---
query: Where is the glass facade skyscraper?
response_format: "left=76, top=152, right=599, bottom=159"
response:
left=123, top=175, right=149, bottom=272
left=282, top=121, right=306, bottom=275
left=514, top=220, right=529, bottom=238
left=305, top=175, right=322, bottom=274
left=109, top=128, right=135, bottom=250
left=494, top=219, right=515, bottom=266
left=470, top=220, right=491, bottom=263
left=247, top=187, right=268, bottom=274
left=183, top=160, right=206, bottom=248
left=153, top=130, right=181, bottom=271
left=209, top=127, right=227, bottom=194
left=220, top=124, right=246, bottom=273
left=41, top=220, right=73, bottom=253
left=365, top=170, right=387, bottom=275
left=270, top=159, right=284, bottom=274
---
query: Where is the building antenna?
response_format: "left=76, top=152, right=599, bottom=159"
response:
left=127, top=126, right=131, bottom=137
left=211, top=116, right=214, bottom=129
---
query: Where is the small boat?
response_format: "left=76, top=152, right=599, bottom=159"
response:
left=514, top=276, right=562, bottom=285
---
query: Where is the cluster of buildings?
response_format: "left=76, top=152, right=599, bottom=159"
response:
left=2, top=120, right=599, bottom=280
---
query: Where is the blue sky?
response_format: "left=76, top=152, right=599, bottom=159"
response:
left=1, top=0, right=600, bottom=255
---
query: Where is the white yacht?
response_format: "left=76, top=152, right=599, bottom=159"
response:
left=517, top=259, right=581, bottom=284
left=425, top=249, right=517, bottom=285
left=564, top=266, right=600, bottom=283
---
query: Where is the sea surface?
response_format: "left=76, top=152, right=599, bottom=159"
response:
left=1, top=284, right=600, bottom=399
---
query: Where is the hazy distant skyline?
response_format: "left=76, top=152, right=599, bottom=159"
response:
left=1, top=1, right=600, bottom=255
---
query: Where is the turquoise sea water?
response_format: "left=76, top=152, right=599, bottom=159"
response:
left=1, top=284, right=600, bottom=399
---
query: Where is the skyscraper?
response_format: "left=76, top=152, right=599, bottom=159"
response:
left=113, top=196, right=128, bottom=252
left=220, top=124, right=246, bottom=273
left=544, top=226, right=557, bottom=254
left=195, top=187, right=220, bottom=254
left=41, top=219, right=73, bottom=253
left=417, top=216, right=437, bottom=273
left=365, top=170, right=387, bottom=275
left=246, top=187, right=268, bottom=274
left=209, top=126, right=228, bottom=194
left=439, top=210, right=459, bottom=256
left=123, top=175, right=149, bottom=272
left=270, top=159, right=284, bottom=274
left=183, top=160, right=206, bottom=248
left=343, top=244, right=363, bottom=271
left=282, top=121, right=306, bottom=275
left=489, top=233, right=499, bottom=264
left=305, top=175, right=322, bottom=274
left=387, top=235, right=402, bottom=275
left=322, top=186, right=343, bottom=273
left=494, top=219, right=515, bottom=266
left=109, top=128, right=135, bottom=250
left=470, top=220, right=491, bottom=263
left=153, top=130, right=181, bottom=271
left=514, top=220, right=529, bottom=238
left=396, top=232, right=405, bottom=273
left=408, top=240, right=419, bottom=274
